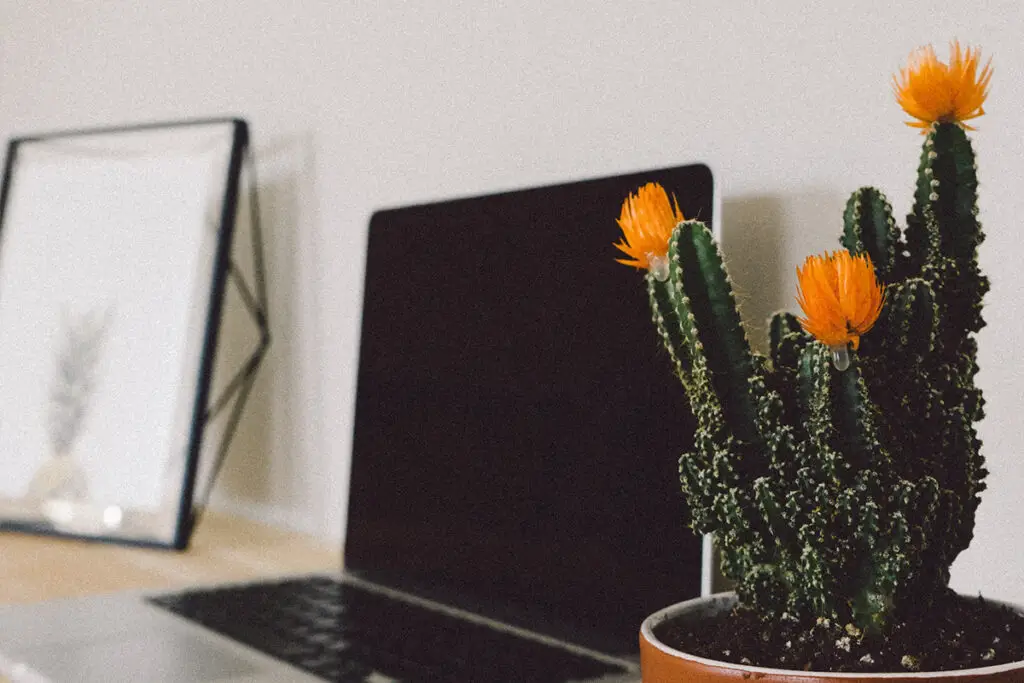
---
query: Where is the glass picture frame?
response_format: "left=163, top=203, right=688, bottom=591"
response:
left=0, top=118, right=268, bottom=549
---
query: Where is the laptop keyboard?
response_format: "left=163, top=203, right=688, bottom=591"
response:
left=148, top=576, right=629, bottom=682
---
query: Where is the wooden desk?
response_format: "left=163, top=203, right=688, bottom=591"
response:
left=0, top=512, right=341, bottom=605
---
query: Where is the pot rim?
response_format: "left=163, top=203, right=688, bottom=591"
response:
left=640, top=592, right=1024, bottom=679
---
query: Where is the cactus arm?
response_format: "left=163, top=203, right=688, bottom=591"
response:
left=646, top=274, right=692, bottom=383
left=886, top=278, right=938, bottom=359
left=769, top=311, right=801, bottom=352
left=641, top=219, right=778, bottom=589
left=668, top=220, right=760, bottom=444
left=906, top=123, right=989, bottom=339
left=913, top=123, right=983, bottom=268
left=841, top=187, right=900, bottom=281
left=768, top=311, right=808, bottom=372
left=832, top=357, right=882, bottom=471
left=798, top=343, right=883, bottom=473
left=901, top=122, right=988, bottom=582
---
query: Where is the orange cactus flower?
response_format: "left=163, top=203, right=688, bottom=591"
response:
left=893, top=40, right=992, bottom=131
left=796, top=250, right=884, bottom=351
left=614, top=183, right=684, bottom=278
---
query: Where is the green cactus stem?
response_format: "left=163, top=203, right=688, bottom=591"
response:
left=667, top=220, right=760, bottom=445
left=886, top=278, right=938, bottom=359
left=768, top=311, right=805, bottom=372
left=842, top=187, right=900, bottom=282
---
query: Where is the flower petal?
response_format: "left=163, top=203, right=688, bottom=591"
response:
left=894, top=41, right=991, bottom=130
left=796, top=250, right=884, bottom=349
left=614, top=183, right=685, bottom=271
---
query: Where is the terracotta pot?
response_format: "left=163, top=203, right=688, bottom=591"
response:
left=639, top=592, right=1024, bottom=682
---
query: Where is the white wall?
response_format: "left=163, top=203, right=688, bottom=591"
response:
left=2, top=1, right=1022, bottom=602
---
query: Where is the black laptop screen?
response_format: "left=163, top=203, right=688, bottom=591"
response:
left=346, top=165, right=711, bottom=654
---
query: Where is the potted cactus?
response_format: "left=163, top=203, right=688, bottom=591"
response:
left=616, top=42, right=1024, bottom=680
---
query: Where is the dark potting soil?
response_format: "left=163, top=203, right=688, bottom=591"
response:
left=653, top=590, right=1024, bottom=673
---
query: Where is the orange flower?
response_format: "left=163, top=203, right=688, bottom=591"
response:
left=893, top=40, right=992, bottom=131
left=614, top=183, right=684, bottom=274
left=796, top=250, right=884, bottom=350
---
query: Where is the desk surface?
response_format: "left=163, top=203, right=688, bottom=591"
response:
left=0, top=512, right=341, bottom=605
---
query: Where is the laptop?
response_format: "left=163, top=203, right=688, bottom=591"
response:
left=0, top=163, right=716, bottom=683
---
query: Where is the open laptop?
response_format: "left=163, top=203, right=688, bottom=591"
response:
left=0, top=163, right=716, bottom=683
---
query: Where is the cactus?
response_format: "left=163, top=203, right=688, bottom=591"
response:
left=615, top=42, right=991, bottom=634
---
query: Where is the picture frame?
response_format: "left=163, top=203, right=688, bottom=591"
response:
left=0, top=118, right=268, bottom=549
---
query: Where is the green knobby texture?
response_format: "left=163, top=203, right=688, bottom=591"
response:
left=842, top=187, right=900, bottom=282
left=642, top=121, right=988, bottom=634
